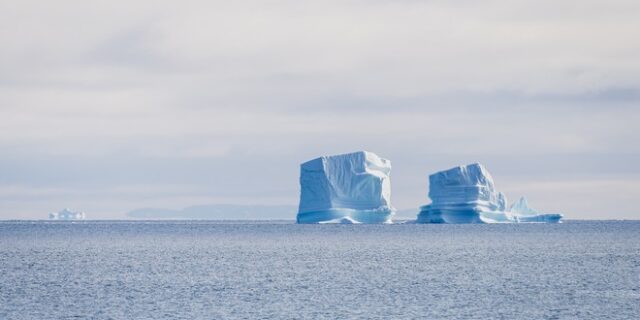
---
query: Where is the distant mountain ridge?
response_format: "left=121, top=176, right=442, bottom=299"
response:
left=127, top=204, right=420, bottom=220
left=127, top=204, right=298, bottom=220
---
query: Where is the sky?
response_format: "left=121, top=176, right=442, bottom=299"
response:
left=1, top=0, right=639, bottom=219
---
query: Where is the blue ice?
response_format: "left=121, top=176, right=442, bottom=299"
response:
left=417, top=163, right=562, bottom=223
left=296, top=151, right=395, bottom=224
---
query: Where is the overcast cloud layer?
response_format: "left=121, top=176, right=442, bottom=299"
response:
left=1, top=0, right=639, bottom=219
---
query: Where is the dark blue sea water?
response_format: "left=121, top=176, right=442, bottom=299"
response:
left=1, top=221, right=638, bottom=319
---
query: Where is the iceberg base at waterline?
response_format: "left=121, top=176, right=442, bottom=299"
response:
left=297, top=207, right=394, bottom=224
left=416, top=203, right=562, bottom=224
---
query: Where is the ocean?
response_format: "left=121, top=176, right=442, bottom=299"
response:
left=1, top=221, right=638, bottom=319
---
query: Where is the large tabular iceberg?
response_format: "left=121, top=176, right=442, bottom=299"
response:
left=297, top=151, right=395, bottom=224
left=417, top=163, right=562, bottom=223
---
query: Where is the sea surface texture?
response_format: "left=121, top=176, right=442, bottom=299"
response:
left=1, top=221, right=638, bottom=319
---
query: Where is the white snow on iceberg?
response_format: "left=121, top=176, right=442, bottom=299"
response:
left=416, top=163, right=562, bottom=223
left=49, top=208, right=86, bottom=220
left=297, top=151, right=395, bottom=224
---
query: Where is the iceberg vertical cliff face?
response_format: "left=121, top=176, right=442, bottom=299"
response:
left=297, top=151, right=395, bottom=224
left=417, top=163, right=562, bottom=223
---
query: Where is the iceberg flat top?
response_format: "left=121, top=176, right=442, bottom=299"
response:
left=428, top=163, right=506, bottom=212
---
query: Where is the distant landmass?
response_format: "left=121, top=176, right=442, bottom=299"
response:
left=126, top=204, right=298, bottom=220
left=126, top=204, right=419, bottom=220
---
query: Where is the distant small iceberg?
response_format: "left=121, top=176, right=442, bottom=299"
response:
left=49, top=208, right=86, bottom=220
left=417, top=163, right=562, bottom=223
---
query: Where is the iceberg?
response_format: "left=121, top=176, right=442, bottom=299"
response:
left=49, top=208, right=86, bottom=220
left=296, top=151, right=395, bottom=224
left=416, top=163, right=562, bottom=223
left=509, top=196, right=563, bottom=223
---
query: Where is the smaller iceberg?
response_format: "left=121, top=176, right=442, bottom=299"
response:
left=49, top=208, right=86, bottom=220
left=509, top=196, right=562, bottom=223
left=417, top=163, right=562, bottom=223
left=297, top=151, right=395, bottom=224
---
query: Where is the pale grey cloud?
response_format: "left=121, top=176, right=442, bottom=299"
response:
left=0, top=0, right=639, bottom=219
